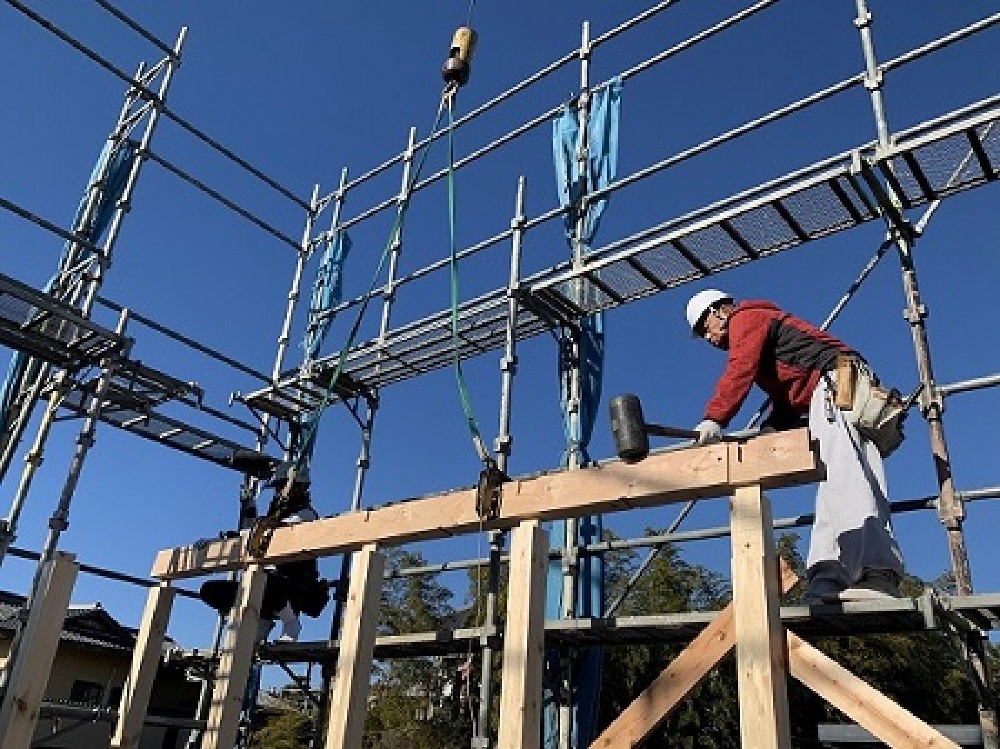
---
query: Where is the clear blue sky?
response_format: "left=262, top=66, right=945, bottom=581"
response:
left=2, top=1, right=1000, bottom=692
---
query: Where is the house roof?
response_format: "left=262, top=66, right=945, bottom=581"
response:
left=0, top=589, right=172, bottom=653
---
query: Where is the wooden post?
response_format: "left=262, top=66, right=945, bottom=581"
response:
left=730, top=484, right=791, bottom=749
left=111, top=581, right=176, bottom=749
left=0, top=551, right=78, bottom=749
left=325, top=543, right=384, bottom=749
left=201, top=564, right=268, bottom=749
left=497, top=520, right=548, bottom=749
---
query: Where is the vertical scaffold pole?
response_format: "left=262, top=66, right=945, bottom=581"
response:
left=0, top=33, right=185, bottom=564
left=853, top=2, right=996, bottom=746
left=272, top=183, right=323, bottom=386
left=0, top=309, right=129, bottom=702
left=380, top=126, right=419, bottom=345
left=854, top=0, right=972, bottom=592
left=558, top=19, right=593, bottom=749
left=472, top=176, right=527, bottom=749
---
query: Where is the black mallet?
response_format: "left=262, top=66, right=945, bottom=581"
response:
left=609, top=393, right=734, bottom=463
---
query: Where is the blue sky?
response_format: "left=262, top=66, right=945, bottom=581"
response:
left=3, top=1, right=1000, bottom=692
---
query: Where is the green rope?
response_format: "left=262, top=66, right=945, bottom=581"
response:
left=290, top=95, right=452, bottom=470
left=446, top=94, right=491, bottom=465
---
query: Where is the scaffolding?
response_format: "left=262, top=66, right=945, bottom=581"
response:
left=2, top=1, right=1000, bottom=748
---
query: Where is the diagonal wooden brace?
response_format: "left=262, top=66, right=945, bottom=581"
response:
left=589, top=560, right=800, bottom=747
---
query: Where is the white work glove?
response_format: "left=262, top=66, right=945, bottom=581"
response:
left=695, top=419, right=723, bottom=445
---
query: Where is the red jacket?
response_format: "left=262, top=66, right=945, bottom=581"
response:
left=703, top=300, right=853, bottom=427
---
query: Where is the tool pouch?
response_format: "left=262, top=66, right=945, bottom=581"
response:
left=835, top=354, right=907, bottom=458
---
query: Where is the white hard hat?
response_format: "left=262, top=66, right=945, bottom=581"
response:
left=685, top=289, right=733, bottom=333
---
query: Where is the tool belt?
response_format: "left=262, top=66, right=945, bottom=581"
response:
left=832, top=353, right=907, bottom=458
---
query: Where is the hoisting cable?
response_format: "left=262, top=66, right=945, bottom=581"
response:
left=445, top=95, right=490, bottom=469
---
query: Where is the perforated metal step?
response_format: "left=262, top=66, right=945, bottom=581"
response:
left=62, top=362, right=274, bottom=474
left=0, top=273, right=129, bottom=369
left=530, top=93, right=1000, bottom=316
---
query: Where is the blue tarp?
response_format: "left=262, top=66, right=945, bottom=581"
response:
left=544, top=77, right=621, bottom=749
left=0, top=139, right=134, bottom=438
left=298, top=229, right=351, bottom=464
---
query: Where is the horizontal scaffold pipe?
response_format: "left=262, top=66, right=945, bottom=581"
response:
left=0, top=196, right=106, bottom=259
left=97, top=297, right=272, bottom=384
left=9, top=0, right=311, bottom=213
left=6, top=545, right=200, bottom=599
left=91, top=0, right=178, bottom=58
left=137, top=145, right=302, bottom=251
left=151, top=429, right=820, bottom=580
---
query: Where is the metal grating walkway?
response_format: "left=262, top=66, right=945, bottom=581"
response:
left=243, top=288, right=552, bottom=420
left=0, top=273, right=129, bottom=369
left=532, top=93, right=1000, bottom=316
left=61, top=361, right=274, bottom=473
left=244, top=95, right=1000, bottom=418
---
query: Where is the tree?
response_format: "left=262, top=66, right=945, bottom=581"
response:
left=249, top=710, right=311, bottom=749
left=598, top=529, right=740, bottom=748
left=364, top=547, right=474, bottom=749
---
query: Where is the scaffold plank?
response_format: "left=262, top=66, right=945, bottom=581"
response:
left=61, top=368, right=273, bottom=473
left=253, top=593, right=1000, bottom=665
left=0, top=272, right=128, bottom=368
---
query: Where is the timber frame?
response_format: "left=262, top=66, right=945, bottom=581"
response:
left=103, top=429, right=957, bottom=748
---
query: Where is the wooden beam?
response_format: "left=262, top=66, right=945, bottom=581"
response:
left=0, top=552, right=78, bottom=749
left=787, top=631, right=960, bottom=748
left=325, top=544, right=385, bottom=749
left=731, top=485, right=791, bottom=749
left=153, top=430, right=819, bottom=580
left=201, top=565, right=268, bottom=749
left=590, top=560, right=800, bottom=748
left=497, top=522, right=548, bottom=749
left=111, top=582, right=176, bottom=749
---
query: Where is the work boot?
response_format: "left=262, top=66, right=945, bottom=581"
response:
left=801, top=576, right=845, bottom=606
left=836, top=568, right=902, bottom=602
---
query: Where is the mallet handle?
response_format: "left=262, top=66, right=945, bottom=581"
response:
left=646, top=424, right=742, bottom=442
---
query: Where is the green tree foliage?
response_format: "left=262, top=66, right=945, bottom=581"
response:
left=249, top=709, right=312, bottom=749
left=364, top=548, right=474, bottom=749
left=598, top=528, right=740, bottom=748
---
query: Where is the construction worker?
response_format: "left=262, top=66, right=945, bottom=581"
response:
left=685, top=288, right=906, bottom=603
left=257, top=465, right=329, bottom=641
left=199, top=465, right=329, bottom=641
